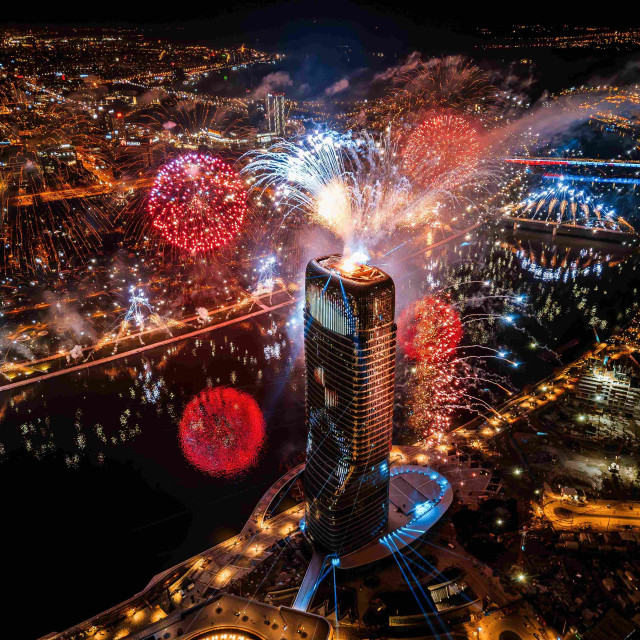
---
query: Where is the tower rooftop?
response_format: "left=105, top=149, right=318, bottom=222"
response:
left=315, top=254, right=390, bottom=284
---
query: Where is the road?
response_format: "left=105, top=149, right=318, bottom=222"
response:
left=7, top=175, right=154, bottom=207
left=476, top=601, right=556, bottom=640
left=453, top=343, right=614, bottom=437
left=542, top=492, right=640, bottom=532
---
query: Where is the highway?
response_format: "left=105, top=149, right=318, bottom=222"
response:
left=477, top=601, right=557, bottom=640
left=7, top=174, right=154, bottom=207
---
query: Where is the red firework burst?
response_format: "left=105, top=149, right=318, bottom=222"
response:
left=399, top=296, right=463, bottom=364
left=403, top=113, right=479, bottom=188
left=179, top=387, right=266, bottom=477
left=401, top=296, right=465, bottom=439
left=148, top=153, right=247, bottom=254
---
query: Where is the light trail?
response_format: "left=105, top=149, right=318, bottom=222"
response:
left=6, top=175, right=155, bottom=207
left=506, top=157, right=640, bottom=169
left=542, top=172, right=640, bottom=185
left=542, top=492, right=640, bottom=532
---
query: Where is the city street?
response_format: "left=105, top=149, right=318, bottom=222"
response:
left=477, top=602, right=557, bottom=640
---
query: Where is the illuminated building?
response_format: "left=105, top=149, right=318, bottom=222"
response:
left=52, top=593, right=333, bottom=640
left=303, top=255, right=396, bottom=555
left=266, top=93, right=285, bottom=137
left=576, top=354, right=640, bottom=418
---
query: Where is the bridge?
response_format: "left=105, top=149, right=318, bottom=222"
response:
left=0, top=286, right=296, bottom=392
left=501, top=179, right=638, bottom=240
left=505, top=157, right=640, bottom=169
left=7, top=175, right=155, bottom=207
left=1, top=220, right=485, bottom=393
left=506, top=156, right=640, bottom=186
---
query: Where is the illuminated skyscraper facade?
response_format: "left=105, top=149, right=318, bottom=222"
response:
left=303, top=255, right=396, bottom=556
left=266, top=93, right=285, bottom=137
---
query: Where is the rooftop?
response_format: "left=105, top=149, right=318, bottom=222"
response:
left=317, top=255, right=387, bottom=283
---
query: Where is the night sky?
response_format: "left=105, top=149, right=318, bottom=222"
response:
left=0, top=1, right=627, bottom=52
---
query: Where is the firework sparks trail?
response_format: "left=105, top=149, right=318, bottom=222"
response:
left=141, top=97, right=254, bottom=138
left=503, top=181, right=635, bottom=232
left=253, top=255, right=281, bottom=300
left=400, top=295, right=465, bottom=438
left=376, top=56, right=501, bottom=127
left=242, top=129, right=492, bottom=255
left=90, top=287, right=185, bottom=355
left=399, top=285, right=530, bottom=442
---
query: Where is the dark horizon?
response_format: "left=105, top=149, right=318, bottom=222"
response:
left=0, top=1, right=634, bottom=51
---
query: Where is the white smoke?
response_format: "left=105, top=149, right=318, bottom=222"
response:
left=251, top=71, right=293, bottom=98
left=325, top=78, right=350, bottom=96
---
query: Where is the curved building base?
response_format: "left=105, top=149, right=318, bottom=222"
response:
left=339, top=465, right=453, bottom=569
left=293, top=465, right=452, bottom=611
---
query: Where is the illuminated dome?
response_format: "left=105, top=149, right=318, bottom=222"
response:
left=189, top=630, right=262, bottom=640
left=504, top=183, right=635, bottom=233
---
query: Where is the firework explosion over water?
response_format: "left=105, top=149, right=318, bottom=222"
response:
left=504, top=182, right=636, bottom=232
left=178, top=387, right=266, bottom=477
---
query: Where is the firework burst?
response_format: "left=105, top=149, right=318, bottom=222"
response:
left=147, top=153, right=247, bottom=254
left=403, top=113, right=480, bottom=190
left=399, top=283, right=529, bottom=441
left=399, top=295, right=464, bottom=364
left=242, top=129, right=481, bottom=252
left=178, top=387, right=266, bottom=477
left=142, top=97, right=252, bottom=140
left=400, top=296, right=465, bottom=436
left=382, top=56, right=496, bottom=125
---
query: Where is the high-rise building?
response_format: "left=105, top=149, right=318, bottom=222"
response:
left=266, top=93, right=285, bottom=137
left=303, top=255, right=396, bottom=556
left=576, top=353, right=640, bottom=418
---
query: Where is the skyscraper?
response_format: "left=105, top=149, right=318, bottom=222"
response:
left=265, top=93, right=285, bottom=137
left=303, top=255, right=396, bottom=556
